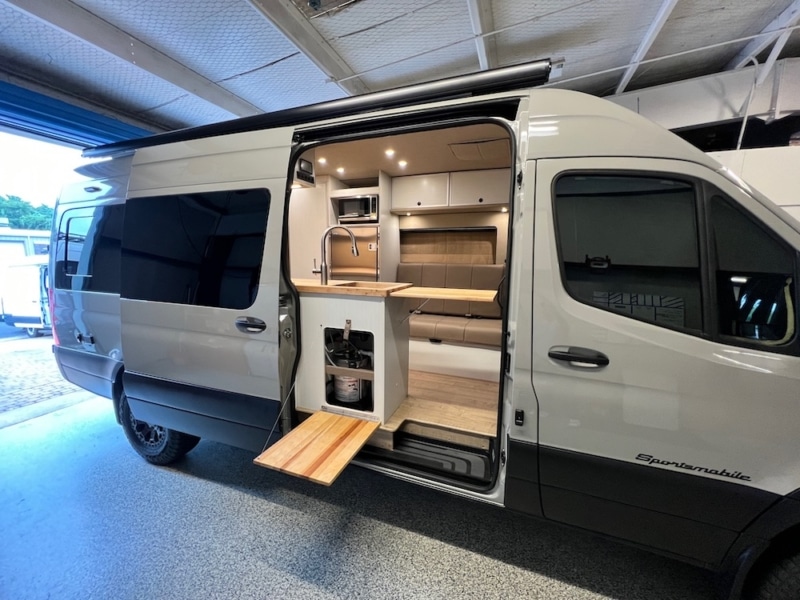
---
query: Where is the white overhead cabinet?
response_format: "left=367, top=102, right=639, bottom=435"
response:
left=449, top=169, right=510, bottom=207
left=391, top=169, right=510, bottom=212
left=391, top=173, right=449, bottom=210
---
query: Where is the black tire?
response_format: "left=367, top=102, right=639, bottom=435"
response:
left=25, top=327, right=42, bottom=338
left=749, top=551, right=800, bottom=600
left=119, top=393, right=200, bottom=465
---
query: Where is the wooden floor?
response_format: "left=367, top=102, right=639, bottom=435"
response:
left=385, top=370, right=498, bottom=437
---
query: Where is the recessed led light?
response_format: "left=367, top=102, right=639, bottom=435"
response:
left=501, top=207, right=508, bottom=213
left=317, top=157, right=327, bottom=164
left=406, top=212, right=411, bottom=216
left=398, top=160, right=407, bottom=168
left=385, top=149, right=395, bottom=158
left=336, top=167, right=345, bottom=174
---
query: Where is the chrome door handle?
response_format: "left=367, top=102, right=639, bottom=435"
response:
left=548, top=346, right=609, bottom=368
left=235, top=316, right=266, bottom=333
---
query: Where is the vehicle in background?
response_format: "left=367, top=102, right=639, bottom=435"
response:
left=0, top=255, right=51, bottom=337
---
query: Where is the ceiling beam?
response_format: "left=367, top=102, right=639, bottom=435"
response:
left=615, top=0, right=679, bottom=94
left=466, top=0, right=498, bottom=71
left=727, top=0, right=800, bottom=70
left=2, top=0, right=262, bottom=117
left=248, top=0, right=370, bottom=96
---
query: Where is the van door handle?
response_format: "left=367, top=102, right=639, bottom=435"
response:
left=548, top=346, right=609, bottom=368
left=235, top=316, right=267, bottom=333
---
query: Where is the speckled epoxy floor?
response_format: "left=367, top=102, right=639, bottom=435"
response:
left=0, top=398, right=717, bottom=600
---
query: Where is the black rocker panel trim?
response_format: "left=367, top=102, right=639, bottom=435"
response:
left=54, top=345, right=121, bottom=399
left=123, top=372, right=280, bottom=430
left=504, top=439, right=542, bottom=517
left=542, top=485, right=737, bottom=566
left=539, top=446, right=778, bottom=531
left=127, top=398, right=279, bottom=453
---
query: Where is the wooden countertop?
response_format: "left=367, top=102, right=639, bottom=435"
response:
left=389, top=286, right=497, bottom=303
left=293, top=278, right=413, bottom=298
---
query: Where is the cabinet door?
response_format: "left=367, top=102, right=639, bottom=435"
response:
left=449, top=169, right=511, bottom=206
left=391, top=173, right=449, bottom=210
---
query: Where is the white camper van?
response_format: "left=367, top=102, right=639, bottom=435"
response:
left=1, top=255, right=51, bottom=337
left=50, top=61, right=800, bottom=600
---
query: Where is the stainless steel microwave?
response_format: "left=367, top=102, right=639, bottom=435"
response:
left=337, top=194, right=379, bottom=223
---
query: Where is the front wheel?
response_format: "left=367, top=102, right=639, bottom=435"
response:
left=748, top=551, right=800, bottom=600
left=119, top=393, right=200, bottom=465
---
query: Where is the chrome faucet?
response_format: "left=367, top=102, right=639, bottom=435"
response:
left=319, top=225, right=359, bottom=285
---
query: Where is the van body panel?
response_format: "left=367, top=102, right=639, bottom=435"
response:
left=54, top=345, right=120, bottom=398
left=0, top=258, right=49, bottom=330
left=531, top=157, right=800, bottom=497
left=51, top=160, right=130, bottom=392
left=119, top=128, right=294, bottom=429
left=523, top=90, right=721, bottom=170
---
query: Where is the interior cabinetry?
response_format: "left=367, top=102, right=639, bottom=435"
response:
left=449, top=169, right=510, bottom=206
left=391, top=173, right=449, bottom=210
left=391, top=169, right=510, bottom=212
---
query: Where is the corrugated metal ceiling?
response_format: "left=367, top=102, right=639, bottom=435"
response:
left=0, top=0, right=798, bottom=137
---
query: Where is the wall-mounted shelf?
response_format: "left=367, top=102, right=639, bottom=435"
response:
left=325, top=364, right=374, bottom=381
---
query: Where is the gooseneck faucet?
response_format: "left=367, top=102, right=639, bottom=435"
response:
left=319, top=225, right=359, bottom=285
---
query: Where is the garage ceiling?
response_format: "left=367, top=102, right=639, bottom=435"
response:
left=1, top=0, right=799, bottom=137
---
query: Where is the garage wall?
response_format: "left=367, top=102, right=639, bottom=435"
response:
left=709, top=147, right=800, bottom=225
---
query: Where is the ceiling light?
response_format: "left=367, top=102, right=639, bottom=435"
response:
left=406, top=212, right=411, bottom=216
left=398, top=160, right=407, bottom=168
left=385, top=149, right=395, bottom=157
left=317, top=157, right=327, bottom=164
left=501, top=207, right=508, bottom=213
left=336, top=167, right=344, bottom=174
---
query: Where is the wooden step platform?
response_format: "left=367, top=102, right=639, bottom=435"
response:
left=253, top=411, right=379, bottom=486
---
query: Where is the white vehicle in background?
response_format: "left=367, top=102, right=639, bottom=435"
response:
left=0, top=255, right=51, bottom=337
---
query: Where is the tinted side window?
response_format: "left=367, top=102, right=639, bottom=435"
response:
left=54, top=204, right=124, bottom=293
left=712, top=194, right=796, bottom=345
left=554, top=175, right=702, bottom=332
left=121, top=188, right=270, bottom=310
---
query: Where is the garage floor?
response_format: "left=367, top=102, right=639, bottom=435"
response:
left=0, top=398, right=717, bottom=599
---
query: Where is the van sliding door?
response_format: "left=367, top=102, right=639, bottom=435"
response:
left=119, top=127, right=295, bottom=452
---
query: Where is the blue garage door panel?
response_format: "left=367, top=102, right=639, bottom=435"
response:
left=0, top=81, right=151, bottom=147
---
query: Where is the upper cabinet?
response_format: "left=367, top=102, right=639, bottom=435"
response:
left=391, top=169, right=510, bottom=213
left=449, top=169, right=511, bottom=207
left=391, top=173, right=449, bottom=211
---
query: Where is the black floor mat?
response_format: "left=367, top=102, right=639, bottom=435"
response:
left=360, top=435, right=493, bottom=485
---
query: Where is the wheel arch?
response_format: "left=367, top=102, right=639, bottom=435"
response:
left=719, top=494, right=800, bottom=599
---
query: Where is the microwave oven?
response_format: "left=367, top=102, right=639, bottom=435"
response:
left=337, top=194, right=379, bottom=223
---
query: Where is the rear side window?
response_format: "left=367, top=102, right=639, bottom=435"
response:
left=54, top=204, right=124, bottom=293
left=554, top=174, right=702, bottom=332
left=121, top=188, right=270, bottom=310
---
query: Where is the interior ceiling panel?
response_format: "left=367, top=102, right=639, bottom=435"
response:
left=1, top=0, right=799, bottom=143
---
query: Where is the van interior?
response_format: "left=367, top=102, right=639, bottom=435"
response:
left=282, top=121, right=512, bottom=489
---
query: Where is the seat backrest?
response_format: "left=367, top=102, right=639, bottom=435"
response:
left=396, top=262, right=504, bottom=317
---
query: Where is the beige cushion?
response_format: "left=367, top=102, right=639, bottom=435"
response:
left=464, top=319, right=503, bottom=346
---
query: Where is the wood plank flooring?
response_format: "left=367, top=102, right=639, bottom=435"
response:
left=383, top=370, right=499, bottom=438
left=253, top=411, right=379, bottom=486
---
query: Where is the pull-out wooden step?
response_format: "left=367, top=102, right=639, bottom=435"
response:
left=253, top=411, right=379, bottom=486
